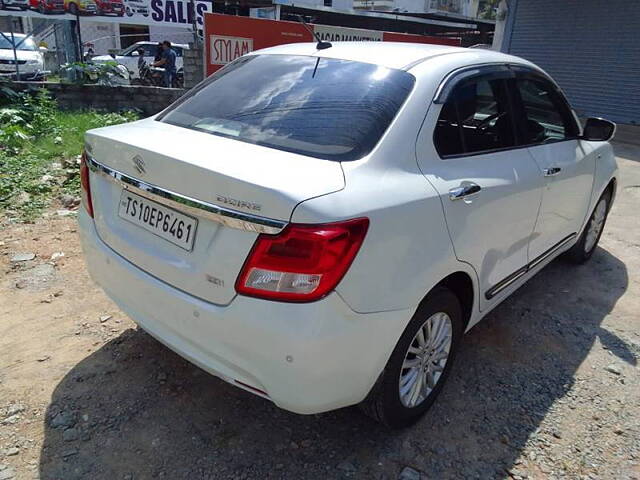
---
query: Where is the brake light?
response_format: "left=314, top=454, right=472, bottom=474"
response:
left=80, top=151, right=94, bottom=218
left=236, top=218, right=369, bottom=302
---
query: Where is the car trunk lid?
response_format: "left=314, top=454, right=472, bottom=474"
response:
left=85, top=119, right=345, bottom=305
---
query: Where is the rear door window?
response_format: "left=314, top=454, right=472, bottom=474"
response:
left=159, top=55, right=415, bottom=161
left=434, top=78, right=517, bottom=157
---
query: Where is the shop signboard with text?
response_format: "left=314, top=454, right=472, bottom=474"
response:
left=0, top=0, right=213, bottom=30
left=204, top=14, right=460, bottom=76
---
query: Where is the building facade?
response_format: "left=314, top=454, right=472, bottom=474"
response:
left=353, top=0, right=479, bottom=17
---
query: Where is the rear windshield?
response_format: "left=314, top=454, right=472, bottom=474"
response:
left=158, top=54, right=415, bottom=161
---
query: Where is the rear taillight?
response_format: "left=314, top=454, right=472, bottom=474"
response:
left=235, top=218, right=369, bottom=302
left=80, top=151, right=94, bottom=218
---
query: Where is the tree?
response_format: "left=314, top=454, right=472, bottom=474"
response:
left=478, top=0, right=501, bottom=19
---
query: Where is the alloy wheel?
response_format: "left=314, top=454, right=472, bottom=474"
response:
left=399, top=312, right=453, bottom=408
left=584, top=198, right=607, bottom=253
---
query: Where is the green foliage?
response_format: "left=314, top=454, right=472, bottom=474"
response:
left=478, top=0, right=500, bottom=19
left=0, top=89, right=139, bottom=221
left=23, top=90, right=58, bottom=136
left=0, top=89, right=58, bottom=155
left=0, top=77, right=19, bottom=105
left=61, top=61, right=129, bottom=86
left=0, top=154, right=52, bottom=220
left=0, top=108, right=31, bottom=155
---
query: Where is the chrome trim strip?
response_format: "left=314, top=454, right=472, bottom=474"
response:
left=528, top=233, right=576, bottom=271
left=485, top=233, right=577, bottom=300
left=485, top=266, right=528, bottom=300
left=86, top=154, right=287, bottom=235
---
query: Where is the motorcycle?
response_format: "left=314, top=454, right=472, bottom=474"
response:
left=134, top=59, right=164, bottom=86
left=133, top=59, right=183, bottom=88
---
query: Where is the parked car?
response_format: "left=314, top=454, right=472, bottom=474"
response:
left=0, top=0, right=29, bottom=11
left=78, top=43, right=617, bottom=428
left=124, top=0, right=147, bottom=16
left=64, top=0, right=96, bottom=14
left=0, top=33, right=46, bottom=80
left=29, top=0, right=64, bottom=13
left=94, top=0, right=123, bottom=15
left=92, top=41, right=187, bottom=81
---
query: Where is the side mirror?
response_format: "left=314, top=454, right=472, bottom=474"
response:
left=131, top=51, right=140, bottom=56
left=38, top=46, right=48, bottom=52
left=582, top=117, right=616, bottom=142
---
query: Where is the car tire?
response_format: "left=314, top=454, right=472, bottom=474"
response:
left=565, top=189, right=611, bottom=264
left=360, top=286, right=463, bottom=428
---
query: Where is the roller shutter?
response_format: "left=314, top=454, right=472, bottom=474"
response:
left=504, top=0, right=640, bottom=125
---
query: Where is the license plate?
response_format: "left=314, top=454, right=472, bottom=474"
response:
left=118, top=190, right=198, bottom=251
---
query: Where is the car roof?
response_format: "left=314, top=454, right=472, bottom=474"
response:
left=252, top=41, right=531, bottom=71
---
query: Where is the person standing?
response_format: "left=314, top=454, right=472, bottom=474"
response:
left=153, top=40, right=177, bottom=88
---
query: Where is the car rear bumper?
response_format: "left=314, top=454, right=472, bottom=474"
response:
left=78, top=209, right=411, bottom=414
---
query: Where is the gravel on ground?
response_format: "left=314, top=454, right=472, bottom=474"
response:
left=1, top=144, right=639, bottom=480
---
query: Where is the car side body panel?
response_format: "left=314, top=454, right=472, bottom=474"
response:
left=291, top=55, right=482, bottom=322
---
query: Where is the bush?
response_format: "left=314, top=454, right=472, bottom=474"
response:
left=0, top=89, right=138, bottom=221
left=0, top=89, right=59, bottom=155
left=61, top=61, right=129, bottom=86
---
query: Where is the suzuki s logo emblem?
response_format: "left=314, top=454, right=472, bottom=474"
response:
left=132, top=155, right=146, bottom=175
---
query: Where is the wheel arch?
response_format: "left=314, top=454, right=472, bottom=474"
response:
left=432, top=271, right=475, bottom=332
left=604, top=177, right=617, bottom=212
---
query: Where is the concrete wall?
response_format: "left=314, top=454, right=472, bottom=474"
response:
left=12, top=82, right=185, bottom=117
left=182, top=42, right=204, bottom=89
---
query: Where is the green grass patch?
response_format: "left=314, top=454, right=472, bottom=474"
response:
left=1, top=89, right=138, bottom=221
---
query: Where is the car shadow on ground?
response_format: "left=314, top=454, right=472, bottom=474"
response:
left=39, top=247, right=631, bottom=480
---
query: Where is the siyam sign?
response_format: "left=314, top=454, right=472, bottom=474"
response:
left=0, top=0, right=213, bottom=29
left=204, top=14, right=460, bottom=75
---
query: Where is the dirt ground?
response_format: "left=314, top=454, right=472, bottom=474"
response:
left=1, top=143, right=639, bottom=480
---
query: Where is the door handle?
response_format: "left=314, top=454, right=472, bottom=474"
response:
left=543, top=167, right=562, bottom=177
left=449, top=183, right=482, bottom=201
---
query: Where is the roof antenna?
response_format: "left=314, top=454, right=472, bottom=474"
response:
left=297, top=15, right=332, bottom=50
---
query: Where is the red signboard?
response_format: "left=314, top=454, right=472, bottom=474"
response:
left=204, top=14, right=460, bottom=76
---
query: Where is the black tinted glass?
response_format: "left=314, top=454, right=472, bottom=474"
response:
left=434, top=78, right=516, bottom=157
left=159, top=55, right=415, bottom=161
left=516, top=79, right=575, bottom=144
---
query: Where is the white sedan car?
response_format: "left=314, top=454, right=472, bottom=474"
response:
left=92, top=41, right=187, bottom=80
left=79, top=42, right=617, bottom=427
left=0, top=33, right=45, bottom=80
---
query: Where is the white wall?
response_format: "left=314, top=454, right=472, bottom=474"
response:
left=148, top=25, right=194, bottom=46
left=393, top=0, right=479, bottom=16
left=80, top=22, right=120, bottom=55
left=287, top=0, right=353, bottom=10
left=395, top=0, right=428, bottom=12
